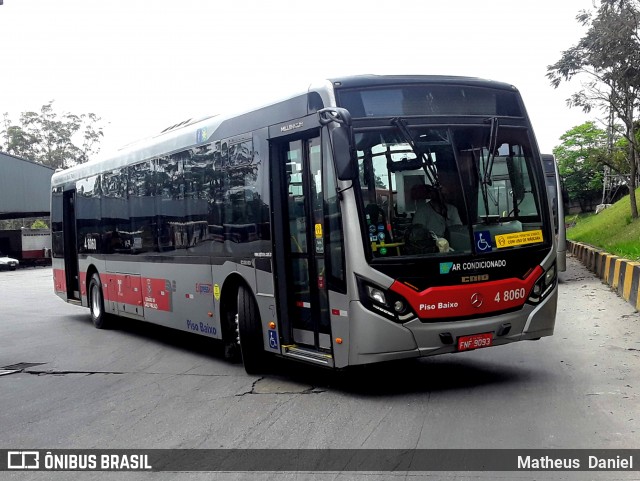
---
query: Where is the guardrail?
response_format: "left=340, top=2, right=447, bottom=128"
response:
left=567, top=240, right=640, bottom=311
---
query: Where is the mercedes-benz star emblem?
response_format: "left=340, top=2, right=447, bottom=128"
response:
left=470, top=293, right=484, bottom=308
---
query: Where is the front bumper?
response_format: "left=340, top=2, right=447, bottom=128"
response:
left=345, top=284, right=557, bottom=366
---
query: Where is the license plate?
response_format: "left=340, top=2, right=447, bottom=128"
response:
left=457, top=332, right=493, bottom=352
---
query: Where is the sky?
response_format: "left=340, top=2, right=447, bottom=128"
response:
left=0, top=0, right=598, bottom=160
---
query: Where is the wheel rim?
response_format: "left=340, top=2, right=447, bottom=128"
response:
left=235, top=313, right=241, bottom=346
left=90, top=283, right=102, bottom=319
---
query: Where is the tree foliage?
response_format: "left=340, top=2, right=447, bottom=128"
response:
left=0, top=218, right=48, bottom=230
left=30, top=219, right=49, bottom=229
left=547, top=0, right=640, bottom=218
left=1, top=101, right=104, bottom=169
left=553, top=122, right=607, bottom=212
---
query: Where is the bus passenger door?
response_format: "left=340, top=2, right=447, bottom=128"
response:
left=272, top=134, right=333, bottom=360
left=63, top=188, right=80, bottom=301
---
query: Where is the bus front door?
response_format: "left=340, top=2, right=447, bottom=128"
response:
left=272, top=135, right=333, bottom=360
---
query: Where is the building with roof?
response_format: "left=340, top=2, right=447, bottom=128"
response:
left=0, top=152, right=54, bottom=220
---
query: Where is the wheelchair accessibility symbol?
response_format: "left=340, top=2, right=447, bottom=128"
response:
left=268, top=329, right=279, bottom=349
left=474, top=231, right=492, bottom=252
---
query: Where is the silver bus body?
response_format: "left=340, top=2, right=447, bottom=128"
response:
left=51, top=75, right=558, bottom=372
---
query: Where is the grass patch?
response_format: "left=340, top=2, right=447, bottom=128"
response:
left=566, top=187, right=640, bottom=261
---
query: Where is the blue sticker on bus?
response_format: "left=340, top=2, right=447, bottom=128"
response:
left=268, top=329, right=278, bottom=349
left=440, top=262, right=454, bottom=274
left=196, top=283, right=213, bottom=294
left=196, top=128, right=208, bottom=143
left=474, top=231, right=492, bottom=252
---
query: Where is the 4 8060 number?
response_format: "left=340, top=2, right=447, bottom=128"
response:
left=494, top=288, right=526, bottom=302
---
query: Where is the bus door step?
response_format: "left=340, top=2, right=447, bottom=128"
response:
left=282, top=345, right=334, bottom=367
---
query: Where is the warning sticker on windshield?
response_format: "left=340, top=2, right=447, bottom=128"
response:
left=495, top=230, right=544, bottom=249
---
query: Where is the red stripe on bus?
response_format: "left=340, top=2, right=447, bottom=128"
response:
left=53, top=268, right=66, bottom=293
left=79, top=271, right=87, bottom=297
left=141, top=277, right=172, bottom=311
left=101, top=273, right=143, bottom=307
left=390, top=266, right=543, bottom=319
left=99, top=274, right=172, bottom=312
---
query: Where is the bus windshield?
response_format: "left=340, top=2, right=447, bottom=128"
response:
left=355, top=125, right=544, bottom=258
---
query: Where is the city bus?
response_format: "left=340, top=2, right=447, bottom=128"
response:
left=541, top=154, right=567, bottom=272
left=51, top=75, right=558, bottom=374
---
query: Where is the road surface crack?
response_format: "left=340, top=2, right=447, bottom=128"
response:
left=236, top=377, right=265, bottom=396
left=26, top=370, right=126, bottom=376
left=235, top=377, right=326, bottom=396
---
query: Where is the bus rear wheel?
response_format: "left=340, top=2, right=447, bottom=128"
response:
left=237, top=285, right=268, bottom=375
left=88, top=273, right=112, bottom=329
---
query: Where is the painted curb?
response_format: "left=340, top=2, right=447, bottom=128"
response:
left=567, top=240, right=640, bottom=311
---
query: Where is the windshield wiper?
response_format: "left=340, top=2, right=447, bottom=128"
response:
left=475, top=117, right=505, bottom=222
left=390, top=117, right=438, bottom=186
left=468, top=145, right=493, bottom=223
left=483, top=117, right=499, bottom=185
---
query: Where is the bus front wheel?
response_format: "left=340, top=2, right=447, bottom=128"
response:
left=237, top=285, right=268, bottom=375
left=88, top=273, right=112, bottom=329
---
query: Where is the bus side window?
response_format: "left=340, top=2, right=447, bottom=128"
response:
left=101, top=169, right=129, bottom=253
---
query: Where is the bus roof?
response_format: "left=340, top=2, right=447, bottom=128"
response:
left=52, top=75, right=520, bottom=187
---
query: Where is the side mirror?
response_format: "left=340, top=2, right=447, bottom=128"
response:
left=331, top=126, right=357, bottom=181
left=319, top=108, right=357, bottom=181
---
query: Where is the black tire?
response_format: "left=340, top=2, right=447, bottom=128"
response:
left=88, top=273, right=112, bottom=329
left=237, top=285, right=268, bottom=375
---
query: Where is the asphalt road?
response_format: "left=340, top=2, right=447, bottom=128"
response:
left=0, top=256, right=638, bottom=481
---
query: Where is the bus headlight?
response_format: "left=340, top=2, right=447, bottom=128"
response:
left=544, top=264, right=556, bottom=286
left=366, top=286, right=386, bottom=305
left=528, top=262, right=557, bottom=304
left=357, top=276, right=416, bottom=323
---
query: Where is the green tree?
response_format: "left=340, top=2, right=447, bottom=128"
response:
left=547, top=0, right=640, bottom=218
left=553, top=122, right=607, bottom=212
left=2, top=113, right=38, bottom=160
left=30, top=219, right=49, bottom=229
left=0, top=218, right=47, bottom=230
left=1, top=101, right=104, bottom=168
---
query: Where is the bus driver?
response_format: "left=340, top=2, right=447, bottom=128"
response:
left=412, top=184, right=462, bottom=240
